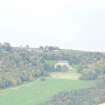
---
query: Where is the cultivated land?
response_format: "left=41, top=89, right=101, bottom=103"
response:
left=0, top=78, right=94, bottom=105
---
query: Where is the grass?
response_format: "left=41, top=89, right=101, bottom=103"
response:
left=0, top=78, right=94, bottom=105
left=49, top=71, right=81, bottom=80
left=46, top=60, right=57, bottom=66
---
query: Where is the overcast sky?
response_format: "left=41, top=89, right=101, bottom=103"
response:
left=0, top=0, right=105, bottom=51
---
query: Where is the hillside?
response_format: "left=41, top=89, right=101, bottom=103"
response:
left=0, top=43, right=105, bottom=105
left=0, top=43, right=105, bottom=88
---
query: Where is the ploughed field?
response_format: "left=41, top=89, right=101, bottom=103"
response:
left=0, top=78, right=94, bottom=105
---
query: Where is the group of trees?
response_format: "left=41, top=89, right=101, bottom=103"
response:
left=0, top=43, right=50, bottom=88
left=0, top=43, right=63, bottom=88
left=80, top=60, right=105, bottom=80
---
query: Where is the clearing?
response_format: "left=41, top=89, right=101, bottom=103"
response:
left=49, top=71, right=81, bottom=80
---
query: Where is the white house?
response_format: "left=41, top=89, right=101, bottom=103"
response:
left=54, top=60, right=72, bottom=71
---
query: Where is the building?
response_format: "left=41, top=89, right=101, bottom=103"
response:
left=54, top=60, right=72, bottom=71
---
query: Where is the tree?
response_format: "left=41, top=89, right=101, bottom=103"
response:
left=3, top=42, right=11, bottom=51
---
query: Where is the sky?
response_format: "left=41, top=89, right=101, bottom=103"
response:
left=0, top=0, right=105, bottom=51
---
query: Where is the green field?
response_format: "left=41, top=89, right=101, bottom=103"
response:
left=0, top=79, right=94, bottom=105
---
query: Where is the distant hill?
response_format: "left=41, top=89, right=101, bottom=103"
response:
left=0, top=42, right=105, bottom=88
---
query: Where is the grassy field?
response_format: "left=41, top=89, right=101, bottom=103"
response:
left=0, top=78, right=94, bottom=105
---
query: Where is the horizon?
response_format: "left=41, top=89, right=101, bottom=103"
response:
left=1, top=42, right=105, bottom=53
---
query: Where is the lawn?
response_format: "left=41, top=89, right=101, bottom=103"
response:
left=0, top=79, right=94, bottom=105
